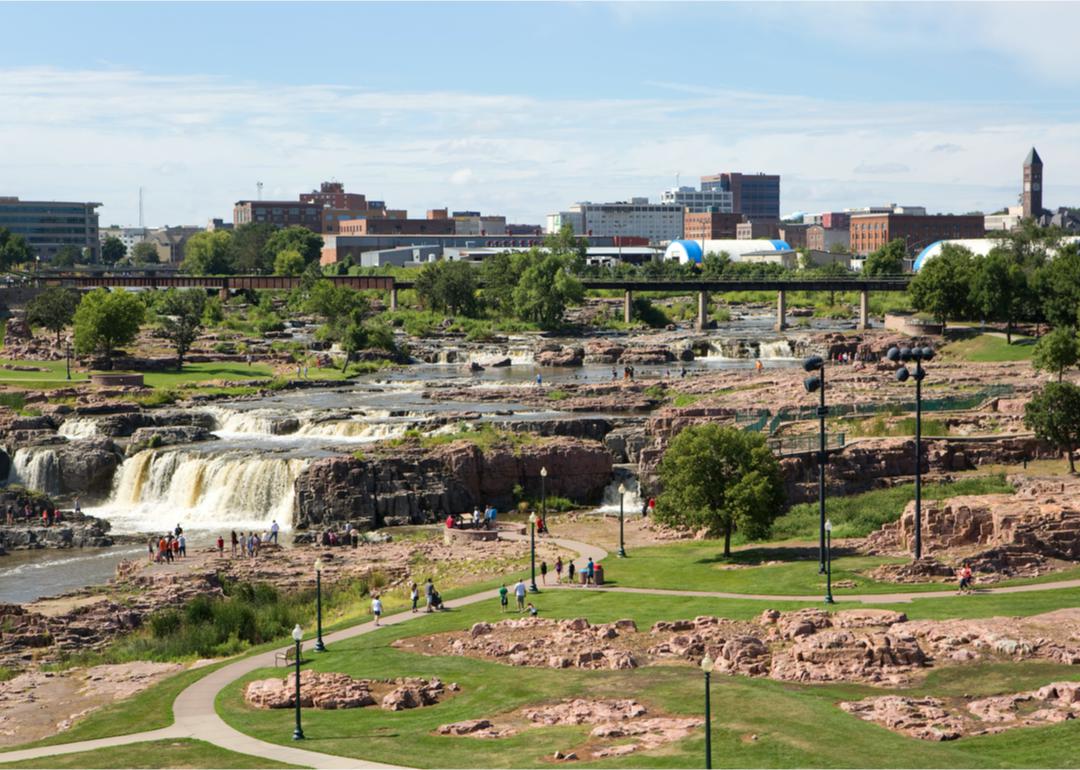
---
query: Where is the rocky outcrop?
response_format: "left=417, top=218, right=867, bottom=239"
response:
left=54, top=439, right=124, bottom=497
left=536, top=345, right=584, bottom=367
left=294, top=437, right=613, bottom=531
left=126, top=426, right=215, bottom=455
left=0, top=519, right=113, bottom=551
left=243, top=671, right=449, bottom=711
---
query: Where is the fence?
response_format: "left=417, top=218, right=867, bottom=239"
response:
left=767, top=433, right=846, bottom=456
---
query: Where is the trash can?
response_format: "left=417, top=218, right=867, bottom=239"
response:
left=594, top=564, right=604, bottom=586
left=581, top=571, right=589, bottom=585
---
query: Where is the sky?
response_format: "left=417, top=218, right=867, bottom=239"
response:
left=2, top=1, right=1080, bottom=228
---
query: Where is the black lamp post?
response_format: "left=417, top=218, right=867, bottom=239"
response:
left=313, top=558, right=326, bottom=652
left=291, top=624, right=305, bottom=741
left=886, top=345, right=934, bottom=561
left=701, top=653, right=714, bottom=769
left=65, top=341, right=72, bottom=381
left=540, top=466, right=548, bottom=532
left=528, top=512, right=539, bottom=593
left=803, top=355, right=828, bottom=574
left=617, top=482, right=627, bottom=558
left=824, top=519, right=835, bottom=604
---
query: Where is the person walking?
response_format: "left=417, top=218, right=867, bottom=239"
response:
left=585, top=557, right=595, bottom=586
left=499, top=583, right=509, bottom=613
left=230, top=530, right=238, bottom=557
left=177, top=533, right=186, bottom=558
left=269, top=520, right=279, bottom=544
left=216, top=535, right=224, bottom=556
left=371, top=595, right=383, bottom=626
left=554, top=557, right=563, bottom=584
left=540, top=560, right=548, bottom=586
left=425, top=578, right=435, bottom=613
left=410, top=582, right=419, bottom=613
left=73, top=497, right=81, bottom=517
left=514, top=579, right=526, bottom=612
left=567, top=560, right=576, bottom=585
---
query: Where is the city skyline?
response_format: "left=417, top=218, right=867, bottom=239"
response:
left=2, top=1, right=1080, bottom=227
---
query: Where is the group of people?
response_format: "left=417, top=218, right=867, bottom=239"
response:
left=445, top=504, right=501, bottom=530
left=499, top=579, right=538, bottom=615
left=319, top=524, right=360, bottom=548
left=4, top=498, right=80, bottom=527
left=149, top=525, right=187, bottom=563
left=957, top=563, right=975, bottom=593
left=532, top=555, right=600, bottom=587
left=407, top=578, right=446, bottom=613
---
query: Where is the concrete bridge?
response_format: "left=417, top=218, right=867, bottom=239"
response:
left=39, top=272, right=909, bottom=331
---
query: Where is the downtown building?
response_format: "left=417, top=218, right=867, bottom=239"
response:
left=849, top=211, right=984, bottom=256
left=700, top=172, right=781, bottom=220
left=0, top=197, right=101, bottom=262
left=545, top=198, right=684, bottom=243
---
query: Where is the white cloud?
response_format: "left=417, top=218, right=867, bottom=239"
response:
left=1, top=66, right=1079, bottom=225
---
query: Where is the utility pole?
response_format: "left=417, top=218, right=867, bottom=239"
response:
left=257, top=181, right=264, bottom=201
left=138, top=186, right=144, bottom=229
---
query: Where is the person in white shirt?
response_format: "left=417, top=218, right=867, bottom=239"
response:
left=372, top=595, right=383, bottom=626
left=269, top=520, right=280, bottom=544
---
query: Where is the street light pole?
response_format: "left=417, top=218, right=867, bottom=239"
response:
left=701, top=654, right=714, bottom=769
left=65, top=341, right=71, bottom=381
left=540, top=466, right=548, bottom=533
left=886, top=346, right=934, bottom=561
left=617, top=482, right=627, bottom=558
left=528, top=512, right=539, bottom=593
left=313, top=559, right=326, bottom=652
left=291, top=624, right=305, bottom=741
left=824, top=519, right=835, bottom=604
left=803, top=355, right=828, bottom=574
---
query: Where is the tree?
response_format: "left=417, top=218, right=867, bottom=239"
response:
left=415, top=260, right=480, bottom=316
left=1033, top=243, right=1080, bottom=329
left=480, top=251, right=522, bottom=316
left=264, top=226, right=323, bottom=266
left=157, top=289, right=206, bottom=370
left=100, top=236, right=127, bottom=265
left=0, top=228, right=33, bottom=270
left=969, top=248, right=1030, bottom=343
left=863, top=238, right=907, bottom=276
left=273, top=248, right=306, bottom=276
left=130, top=241, right=160, bottom=265
left=303, top=281, right=369, bottom=324
left=1032, top=326, right=1080, bottom=382
left=52, top=245, right=81, bottom=269
left=654, top=425, right=785, bottom=556
left=909, top=244, right=975, bottom=327
left=543, top=223, right=588, bottom=272
left=1024, top=382, right=1080, bottom=473
left=181, top=230, right=235, bottom=274
left=72, top=289, right=146, bottom=361
left=230, top=223, right=278, bottom=274
left=25, top=287, right=80, bottom=344
left=512, top=252, right=584, bottom=329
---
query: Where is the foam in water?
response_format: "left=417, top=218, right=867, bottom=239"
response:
left=207, top=406, right=295, bottom=437
left=758, top=339, right=797, bottom=359
left=295, top=419, right=410, bottom=442
left=58, top=418, right=100, bottom=440
left=7, top=447, right=61, bottom=494
left=92, top=447, right=307, bottom=533
left=596, top=474, right=643, bottom=515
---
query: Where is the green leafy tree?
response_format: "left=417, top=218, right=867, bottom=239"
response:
left=72, top=289, right=146, bottom=361
left=100, top=236, right=127, bottom=265
left=157, top=289, right=206, bottom=370
left=231, top=223, right=278, bottom=274
left=909, top=244, right=975, bottom=327
left=52, top=245, right=81, bottom=269
left=1033, top=243, right=1080, bottom=329
left=415, top=260, right=480, bottom=316
left=273, top=248, right=306, bottom=276
left=655, top=425, right=785, bottom=556
left=863, top=238, right=907, bottom=276
left=969, top=248, right=1030, bottom=343
left=181, top=231, right=235, bottom=275
left=1024, top=382, right=1080, bottom=473
left=202, top=295, right=225, bottom=326
left=264, top=226, right=323, bottom=266
left=303, top=281, right=370, bottom=323
left=130, top=241, right=160, bottom=265
left=25, top=287, right=81, bottom=344
left=1032, top=326, right=1080, bottom=382
left=512, top=252, right=584, bottom=329
left=480, top=251, right=522, bottom=316
left=543, top=223, right=588, bottom=272
left=0, top=228, right=34, bottom=270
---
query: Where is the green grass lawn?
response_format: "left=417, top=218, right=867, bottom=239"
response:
left=140, top=362, right=274, bottom=388
left=216, top=589, right=1080, bottom=768
left=0, top=739, right=304, bottom=769
left=0, top=358, right=87, bottom=387
left=940, top=332, right=1036, bottom=362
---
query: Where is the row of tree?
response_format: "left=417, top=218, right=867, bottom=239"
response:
left=180, top=224, right=323, bottom=275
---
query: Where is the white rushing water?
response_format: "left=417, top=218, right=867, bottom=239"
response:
left=595, top=472, right=643, bottom=515
left=294, top=419, right=410, bottom=442
left=7, top=447, right=61, bottom=494
left=758, top=339, right=797, bottom=359
left=57, top=418, right=101, bottom=440
left=91, top=447, right=307, bottom=533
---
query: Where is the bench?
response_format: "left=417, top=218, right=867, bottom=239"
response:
left=274, top=645, right=303, bottom=667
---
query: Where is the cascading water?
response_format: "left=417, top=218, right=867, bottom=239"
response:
left=595, top=466, right=643, bottom=515
left=758, top=339, right=797, bottom=359
left=295, top=419, right=411, bottom=442
left=92, top=447, right=307, bottom=533
left=207, top=406, right=298, bottom=437
left=7, top=447, right=61, bottom=495
left=58, top=418, right=100, bottom=440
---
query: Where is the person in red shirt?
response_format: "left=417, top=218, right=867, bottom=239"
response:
left=216, top=535, right=225, bottom=556
left=446, top=514, right=455, bottom=529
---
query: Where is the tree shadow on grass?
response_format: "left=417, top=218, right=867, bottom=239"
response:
left=695, top=545, right=861, bottom=566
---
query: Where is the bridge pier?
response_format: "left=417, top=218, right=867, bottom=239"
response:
left=775, top=289, right=788, bottom=331
left=389, top=287, right=398, bottom=312
left=623, top=290, right=633, bottom=324
left=858, top=289, right=869, bottom=330
left=218, top=286, right=229, bottom=302
left=696, top=291, right=709, bottom=331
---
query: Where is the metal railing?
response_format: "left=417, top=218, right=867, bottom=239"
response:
left=768, top=432, right=846, bottom=456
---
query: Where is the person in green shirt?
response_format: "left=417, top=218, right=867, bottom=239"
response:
left=499, top=584, right=509, bottom=613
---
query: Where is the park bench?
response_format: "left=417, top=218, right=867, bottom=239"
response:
left=274, top=645, right=303, bottom=667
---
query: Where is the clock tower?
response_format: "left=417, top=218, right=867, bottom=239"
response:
left=1023, top=147, right=1043, bottom=219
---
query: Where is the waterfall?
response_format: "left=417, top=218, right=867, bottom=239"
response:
left=58, top=418, right=100, bottom=440
left=207, top=406, right=298, bottom=437
left=93, top=447, right=307, bottom=533
left=7, top=447, right=61, bottom=495
left=758, top=339, right=797, bottom=359
left=595, top=466, right=643, bottom=515
left=295, top=420, right=410, bottom=442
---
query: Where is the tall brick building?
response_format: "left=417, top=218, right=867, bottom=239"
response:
left=849, top=213, right=984, bottom=256
left=1023, top=147, right=1043, bottom=219
left=683, top=211, right=743, bottom=240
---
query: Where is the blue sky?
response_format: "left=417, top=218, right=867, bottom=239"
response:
left=2, top=1, right=1079, bottom=226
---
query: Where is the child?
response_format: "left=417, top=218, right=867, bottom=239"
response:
left=410, top=582, right=419, bottom=613
left=372, top=594, right=383, bottom=626
left=499, top=583, right=509, bottom=613
left=526, top=602, right=538, bottom=617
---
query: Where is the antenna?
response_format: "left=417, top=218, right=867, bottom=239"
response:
left=257, top=181, right=264, bottom=201
left=676, top=171, right=680, bottom=188
left=138, top=186, right=144, bottom=228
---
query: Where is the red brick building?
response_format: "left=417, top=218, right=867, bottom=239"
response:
left=300, top=181, right=368, bottom=210
left=233, top=200, right=323, bottom=230
left=849, top=213, right=984, bottom=255
left=684, top=211, right=743, bottom=240
left=736, top=220, right=780, bottom=240
left=778, top=223, right=809, bottom=249
left=339, top=218, right=455, bottom=236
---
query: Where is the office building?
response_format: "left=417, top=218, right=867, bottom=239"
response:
left=659, top=186, right=733, bottom=213
left=849, top=213, right=984, bottom=256
left=736, top=220, right=781, bottom=240
left=700, top=172, right=780, bottom=220
left=806, top=224, right=851, bottom=253
left=683, top=211, right=743, bottom=240
left=545, top=199, right=683, bottom=242
left=100, top=226, right=149, bottom=253
left=299, top=181, right=370, bottom=211
left=453, top=213, right=507, bottom=236
left=233, top=200, right=323, bottom=230
left=820, top=212, right=850, bottom=230
left=0, top=197, right=101, bottom=262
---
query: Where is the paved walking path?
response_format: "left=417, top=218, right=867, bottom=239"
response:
left=2, top=531, right=1078, bottom=768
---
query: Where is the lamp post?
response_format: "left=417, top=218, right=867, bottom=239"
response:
left=803, top=355, right=828, bottom=574
left=701, top=653, right=714, bottom=769
left=886, top=345, right=934, bottom=561
left=616, top=482, right=627, bottom=557
left=540, top=466, right=548, bottom=532
left=528, top=512, right=539, bottom=593
left=313, top=559, right=326, bottom=652
left=291, top=624, right=305, bottom=741
left=824, top=519, right=835, bottom=604
left=65, top=341, right=72, bottom=381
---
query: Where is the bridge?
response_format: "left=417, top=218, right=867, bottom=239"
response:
left=39, top=272, right=910, bottom=331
